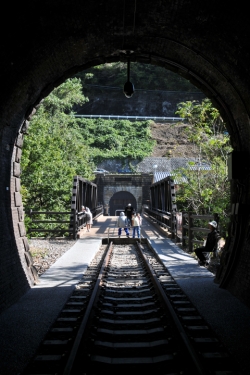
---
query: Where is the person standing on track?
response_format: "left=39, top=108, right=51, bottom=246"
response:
left=124, top=203, right=134, bottom=228
left=117, top=212, right=130, bottom=238
left=132, top=212, right=141, bottom=239
left=137, top=212, right=142, bottom=230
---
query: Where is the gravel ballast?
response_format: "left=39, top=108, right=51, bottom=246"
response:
left=29, top=238, right=77, bottom=276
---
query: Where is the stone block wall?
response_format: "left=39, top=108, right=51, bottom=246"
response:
left=95, top=174, right=153, bottom=214
left=0, top=120, right=38, bottom=313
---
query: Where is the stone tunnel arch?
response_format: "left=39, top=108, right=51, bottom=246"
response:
left=1, top=2, right=250, bottom=311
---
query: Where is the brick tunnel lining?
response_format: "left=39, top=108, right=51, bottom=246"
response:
left=1, top=1, right=250, bottom=312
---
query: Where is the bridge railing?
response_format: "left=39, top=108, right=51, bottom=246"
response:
left=144, top=208, right=219, bottom=253
left=181, top=212, right=219, bottom=252
left=75, top=205, right=103, bottom=236
left=27, top=209, right=73, bottom=237
left=27, top=175, right=103, bottom=239
left=144, top=207, right=176, bottom=238
left=27, top=205, right=103, bottom=239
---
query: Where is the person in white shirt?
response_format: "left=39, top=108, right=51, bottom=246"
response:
left=132, top=212, right=141, bottom=238
left=82, top=206, right=93, bottom=232
left=117, top=212, right=130, bottom=238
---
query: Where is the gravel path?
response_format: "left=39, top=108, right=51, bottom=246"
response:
left=29, top=238, right=77, bottom=276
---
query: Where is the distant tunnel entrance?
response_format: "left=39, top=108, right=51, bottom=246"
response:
left=109, top=191, right=137, bottom=216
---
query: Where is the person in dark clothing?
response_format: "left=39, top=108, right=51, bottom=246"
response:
left=124, top=203, right=134, bottom=227
left=194, top=220, right=220, bottom=266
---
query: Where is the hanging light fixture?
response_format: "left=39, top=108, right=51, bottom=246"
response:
left=123, top=54, right=135, bottom=98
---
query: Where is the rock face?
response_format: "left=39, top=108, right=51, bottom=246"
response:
left=150, top=122, right=198, bottom=158
left=77, top=86, right=205, bottom=117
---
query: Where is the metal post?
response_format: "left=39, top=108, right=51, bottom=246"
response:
left=182, top=213, right=185, bottom=248
left=188, top=211, right=193, bottom=253
left=73, top=209, right=78, bottom=240
left=182, top=213, right=188, bottom=249
left=171, top=211, right=175, bottom=240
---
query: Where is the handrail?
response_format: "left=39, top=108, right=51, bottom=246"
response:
left=74, top=114, right=184, bottom=122
left=27, top=205, right=103, bottom=239
left=144, top=207, right=176, bottom=239
left=27, top=209, right=72, bottom=237
left=145, top=208, right=219, bottom=253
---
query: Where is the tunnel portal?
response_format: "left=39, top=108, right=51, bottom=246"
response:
left=1, top=2, right=250, bottom=311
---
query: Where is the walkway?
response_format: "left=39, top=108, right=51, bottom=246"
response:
left=78, top=213, right=168, bottom=239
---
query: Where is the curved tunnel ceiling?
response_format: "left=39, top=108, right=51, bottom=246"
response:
left=1, top=1, right=250, bottom=311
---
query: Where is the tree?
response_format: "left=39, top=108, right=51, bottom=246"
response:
left=174, top=99, right=232, bottom=236
left=21, top=78, right=95, bottom=215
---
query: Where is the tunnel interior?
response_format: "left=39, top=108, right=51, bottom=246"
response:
left=1, top=1, right=250, bottom=312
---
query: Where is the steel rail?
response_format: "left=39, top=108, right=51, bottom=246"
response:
left=136, top=241, right=209, bottom=375
left=62, top=241, right=113, bottom=375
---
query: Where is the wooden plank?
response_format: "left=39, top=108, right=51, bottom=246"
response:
left=161, top=214, right=171, bottom=220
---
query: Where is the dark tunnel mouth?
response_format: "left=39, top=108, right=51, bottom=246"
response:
left=4, top=44, right=250, bottom=311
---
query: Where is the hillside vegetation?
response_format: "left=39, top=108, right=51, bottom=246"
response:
left=76, top=117, right=155, bottom=165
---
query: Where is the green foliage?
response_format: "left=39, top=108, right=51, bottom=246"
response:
left=21, top=78, right=95, bottom=234
left=174, top=99, right=232, bottom=236
left=176, top=98, right=227, bottom=142
left=76, top=118, right=156, bottom=164
left=45, top=77, right=89, bottom=115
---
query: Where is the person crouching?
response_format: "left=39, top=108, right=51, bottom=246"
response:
left=194, top=220, right=220, bottom=266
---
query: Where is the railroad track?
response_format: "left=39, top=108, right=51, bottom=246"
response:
left=22, top=241, right=242, bottom=375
